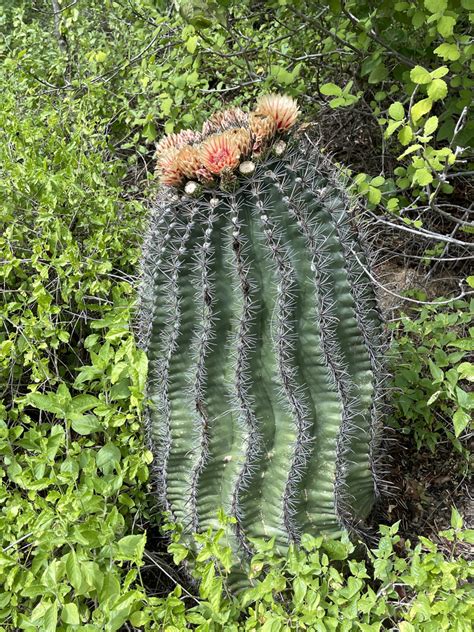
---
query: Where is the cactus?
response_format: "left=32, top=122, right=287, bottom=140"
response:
left=139, top=96, right=385, bottom=586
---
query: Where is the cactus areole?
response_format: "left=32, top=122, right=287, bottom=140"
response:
left=139, top=95, right=385, bottom=583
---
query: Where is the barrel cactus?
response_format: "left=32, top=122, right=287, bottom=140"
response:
left=139, top=95, right=385, bottom=584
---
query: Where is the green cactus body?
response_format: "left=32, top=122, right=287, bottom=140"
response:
left=140, top=123, right=384, bottom=587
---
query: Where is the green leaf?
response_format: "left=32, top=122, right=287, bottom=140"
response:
left=398, top=126, right=413, bottom=145
left=411, top=98, right=433, bottom=122
left=434, top=43, right=460, bottom=61
left=61, top=603, right=80, bottom=625
left=428, top=78, right=448, bottom=101
left=26, top=392, right=64, bottom=416
left=160, top=96, right=173, bottom=117
left=322, top=538, right=350, bottom=560
left=386, top=120, right=403, bottom=137
left=168, top=542, right=189, bottom=564
left=448, top=339, right=474, bottom=351
left=66, top=551, right=82, bottom=590
left=368, top=186, right=382, bottom=204
left=428, top=359, right=444, bottom=382
left=130, top=611, right=150, bottom=627
left=81, top=560, right=104, bottom=591
left=71, top=394, right=100, bottom=413
left=430, top=66, right=449, bottom=79
left=412, top=10, right=425, bottom=28
left=96, top=442, right=121, bottom=469
left=388, top=101, right=405, bottom=120
left=368, top=61, right=388, bottom=84
left=293, top=576, right=307, bottom=604
left=424, top=115, right=438, bottom=135
left=116, top=534, right=146, bottom=561
left=410, top=65, right=432, bottom=85
left=398, top=144, right=422, bottom=159
left=453, top=408, right=470, bottom=436
left=450, top=506, right=463, bottom=529
left=456, top=385, right=473, bottom=409
left=70, top=413, right=102, bottom=435
left=461, top=529, right=474, bottom=544
left=426, top=390, right=441, bottom=405
left=320, top=83, right=342, bottom=96
left=457, top=362, right=474, bottom=382
left=186, top=35, right=198, bottom=54
left=413, top=167, right=433, bottom=186
left=108, top=591, right=142, bottom=630
left=143, top=121, right=157, bottom=142
left=269, top=64, right=296, bottom=86
left=424, top=0, right=447, bottom=12
left=329, top=96, right=347, bottom=108
left=437, top=15, right=456, bottom=37
left=100, top=571, right=121, bottom=606
left=43, top=602, right=58, bottom=632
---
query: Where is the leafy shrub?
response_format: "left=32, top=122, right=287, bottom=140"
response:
left=146, top=515, right=474, bottom=631
left=390, top=298, right=474, bottom=452
left=0, top=77, right=152, bottom=630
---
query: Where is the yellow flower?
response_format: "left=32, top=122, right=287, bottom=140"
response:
left=175, top=145, right=202, bottom=179
left=249, top=113, right=277, bottom=152
left=154, top=130, right=201, bottom=159
left=156, top=148, right=183, bottom=187
left=225, top=127, right=252, bottom=157
left=255, top=94, right=299, bottom=131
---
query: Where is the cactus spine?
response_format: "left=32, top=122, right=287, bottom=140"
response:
left=139, top=96, right=385, bottom=585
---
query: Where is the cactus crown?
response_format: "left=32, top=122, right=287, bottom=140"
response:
left=154, top=94, right=299, bottom=188
left=140, top=95, right=386, bottom=591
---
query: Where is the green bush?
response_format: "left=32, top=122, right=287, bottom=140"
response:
left=129, top=515, right=474, bottom=631
left=390, top=298, right=474, bottom=452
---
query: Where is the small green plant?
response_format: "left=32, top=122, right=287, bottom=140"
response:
left=390, top=298, right=474, bottom=452
left=157, top=515, right=474, bottom=631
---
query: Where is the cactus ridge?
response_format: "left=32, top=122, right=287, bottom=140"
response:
left=251, top=186, right=314, bottom=543
left=298, top=174, right=383, bottom=524
left=187, top=209, right=216, bottom=532
left=140, top=133, right=386, bottom=581
left=228, top=200, right=265, bottom=552
left=155, top=211, right=201, bottom=517
left=277, top=180, right=357, bottom=535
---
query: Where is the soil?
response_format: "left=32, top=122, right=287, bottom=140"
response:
left=373, top=431, right=473, bottom=559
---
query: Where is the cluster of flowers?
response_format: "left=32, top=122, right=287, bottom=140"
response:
left=154, top=94, right=299, bottom=188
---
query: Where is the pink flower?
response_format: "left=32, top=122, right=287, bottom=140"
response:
left=200, top=133, right=241, bottom=175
